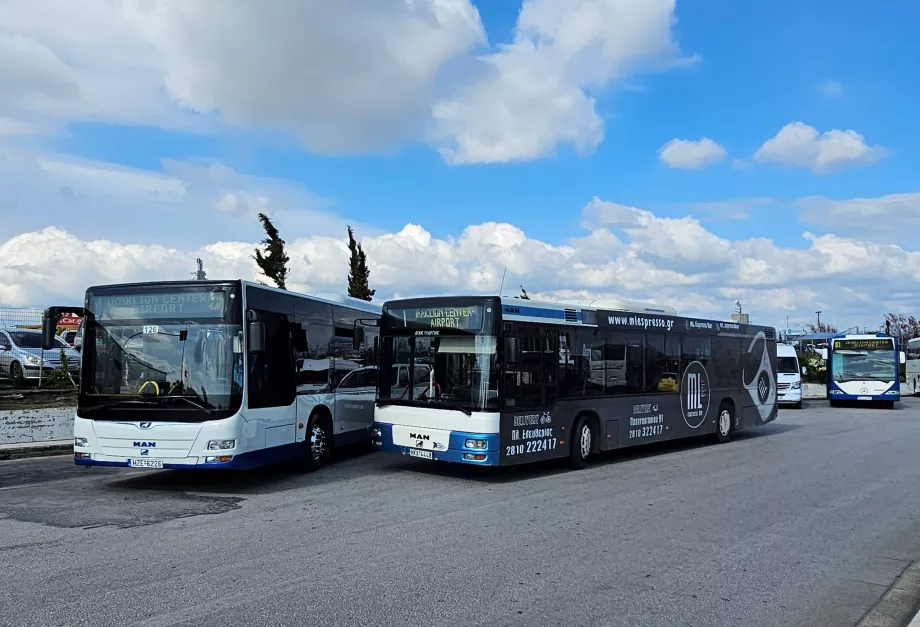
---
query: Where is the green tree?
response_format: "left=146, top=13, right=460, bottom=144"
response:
left=346, top=226, right=375, bottom=301
left=253, top=213, right=289, bottom=290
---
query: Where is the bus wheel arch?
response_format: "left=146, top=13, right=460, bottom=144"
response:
left=303, top=407, right=333, bottom=471
left=714, top=399, right=735, bottom=443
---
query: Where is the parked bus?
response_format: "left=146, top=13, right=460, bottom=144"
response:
left=44, top=280, right=380, bottom=471
left=825, top=334, right=904, bottom=408
left=907, top=337, right=920, bottom=396
left=371, top=295, right=778, bottom=469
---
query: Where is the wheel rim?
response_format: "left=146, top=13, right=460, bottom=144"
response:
left=719, top=409, right=731, bottom=437
left=309, top=424, right=327, bottom=462
left=579, top=424, right=591, bottom=459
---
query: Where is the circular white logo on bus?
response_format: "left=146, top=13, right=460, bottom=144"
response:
left=681, top=361, right=710, bottom=429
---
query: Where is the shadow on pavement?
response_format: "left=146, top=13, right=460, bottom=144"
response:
left=386, top=421, right=803, bottom=484
left=105, top=442, right=383, bottom=496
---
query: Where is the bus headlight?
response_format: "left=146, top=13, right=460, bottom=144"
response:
left=465, top=439, right=487, bottom=449
left=74, top=437, right=88, bottom=447
left=207, top=439, right=236, bottom=450
left=791, top=381, right=801, bottom=389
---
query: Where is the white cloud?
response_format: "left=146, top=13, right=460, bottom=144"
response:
left=0, top=144, right=375, bottom=248
left=3, top=197, right=917, bottom=330
left=658, top=137, right=726, bottom=170
left=754, top=121, right=886, bottom=174
left=430, top=0, right=696, bottom=164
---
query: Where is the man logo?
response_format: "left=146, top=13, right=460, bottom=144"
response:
left=139, top=422, right=153, bottom=429
left=141, top=449, right=149, bottom=456
left=132, top=441, right=156, bottom=448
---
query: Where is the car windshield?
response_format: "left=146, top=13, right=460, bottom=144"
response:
left=10, top=332, right=67, bottom=349
left=831, top=348, right=896, bottom=382
left=777, top=356, right=799, bottom=374
left=379, top=333, right=499, bottom=411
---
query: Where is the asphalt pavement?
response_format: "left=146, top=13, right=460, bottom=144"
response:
left=1, top=399, right=920, bottom=627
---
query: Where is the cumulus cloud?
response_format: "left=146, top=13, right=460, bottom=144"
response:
left=754, top=121, right=886, bottom=174
left=658, top=137, right=726, bottom=170
left=432, top=0, right=694, bottom=164
left=819, top=80, right=843, bottom=97
left=3, top=197, right=918, bottom=330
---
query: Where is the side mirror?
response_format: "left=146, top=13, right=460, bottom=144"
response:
left=801, top=366, right=807, bottom=375
left=353, top=326, right=366, bottom=350
left=900, top=351, right=906, bottom=365
left=41, top=313, right=59, bottom=350
left=247, top=311, right=265, bottom=354
left=504, top=337, right=518, bottom=363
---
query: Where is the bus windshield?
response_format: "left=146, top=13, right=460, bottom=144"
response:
left=379, top=333, right=499, bottom=412
left=831, top=347, right=896, bottom=382
left=79, top=285, right=244, bottom=420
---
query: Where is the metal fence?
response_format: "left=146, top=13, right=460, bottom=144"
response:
left=0, top=307, right=82, bottom=390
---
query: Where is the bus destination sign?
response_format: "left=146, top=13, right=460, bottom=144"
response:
left=386, top=305, right=484, bottom=330
left=834, top=338, right=892, bottom=350
left=92, top=291, right=227, bottom=320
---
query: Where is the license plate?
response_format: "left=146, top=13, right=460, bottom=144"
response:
left=857, top=396, right=872, bottom=401
left=408, top=449, right=433, bottom=460
left=129, top=458, right=164, bottom=469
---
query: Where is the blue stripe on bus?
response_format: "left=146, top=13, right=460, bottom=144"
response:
left=373, top=423, right=501, bottom=466
left=74, top=442, right=303, bottom=470
left=501, top=305, right=581, bottom=323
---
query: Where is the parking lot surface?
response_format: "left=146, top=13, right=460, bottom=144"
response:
left=1, top=398, right=920, bottom=627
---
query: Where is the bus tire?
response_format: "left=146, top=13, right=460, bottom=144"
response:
left=567, top=415, right=593, bottom=470
left=714, top=401, right=733, bottom=443
left=302, top=411, right=332, bottom=472
left=793, top=401, right=802, bottom=410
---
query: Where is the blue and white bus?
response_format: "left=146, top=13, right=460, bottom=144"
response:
left=825, top=334, right=905, bottom=408
left=44, top=280, right=380, bottom=471
left=371, top=295, right=778, bottom=469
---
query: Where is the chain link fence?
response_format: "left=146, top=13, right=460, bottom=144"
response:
left=0, top=307, right=82, bottom=391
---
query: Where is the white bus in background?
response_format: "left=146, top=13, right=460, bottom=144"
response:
left=906, top=337, right=920, bottom=396
left=45, top=280, right=381, bottom=472
left=776, top=343, right=805, bottom=409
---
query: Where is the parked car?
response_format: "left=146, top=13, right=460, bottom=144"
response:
left=0, top=328, right=81, bottom=386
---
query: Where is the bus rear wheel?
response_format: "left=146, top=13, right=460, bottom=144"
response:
left=714, top=402, right=733, bottom=444
left=302, top=413, right=331, bottom=472
left=567, top=416, right=593, bottom=470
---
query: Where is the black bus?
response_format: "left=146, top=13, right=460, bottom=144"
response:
left=371, top=295, right=778, bottom=469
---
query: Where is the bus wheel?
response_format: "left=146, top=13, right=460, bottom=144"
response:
left=567, top=416, right=593, bottom=470
left=715, top=403, right=733, bottom=443
left=303, top=413, right=331, bottom=472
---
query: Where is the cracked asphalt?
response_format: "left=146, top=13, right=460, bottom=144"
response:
left=2, top=398, right=920, bottom=627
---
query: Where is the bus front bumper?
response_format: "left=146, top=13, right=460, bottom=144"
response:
left=74, top=452, right=238, bottom=469
left=371, top=423, right=501, bottom=466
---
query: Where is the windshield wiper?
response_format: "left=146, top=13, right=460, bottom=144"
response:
left=160, top=395, right=213, bottom=415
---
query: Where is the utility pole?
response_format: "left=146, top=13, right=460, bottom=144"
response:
left=815, top=310, right=822, bottom=330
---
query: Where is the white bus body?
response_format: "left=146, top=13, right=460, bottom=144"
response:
left=906, top=337, right=920, bottom=396
left=68, top=280, right=380, bottom=471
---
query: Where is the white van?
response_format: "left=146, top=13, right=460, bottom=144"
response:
left=777, top=343, right=805, bottom=409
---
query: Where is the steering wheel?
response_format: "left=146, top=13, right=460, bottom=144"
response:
left=138, top=380, right=160, bottom=395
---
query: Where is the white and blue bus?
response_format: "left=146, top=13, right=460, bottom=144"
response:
left=906, top=337, right=920, bottom=396
left=371, top=295, right=779, bottom=469
left=825, top=334, right=904, bottom=408
left=44, top=280, right=380, bottom=471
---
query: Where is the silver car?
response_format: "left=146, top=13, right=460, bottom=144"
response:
left=0, top=328, right=82, bottom=385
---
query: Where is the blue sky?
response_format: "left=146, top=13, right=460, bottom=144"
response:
left=0, top=0, right=917, bottom=330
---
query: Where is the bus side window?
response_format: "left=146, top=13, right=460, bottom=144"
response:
left=248, top=310, right=296, bottom=409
